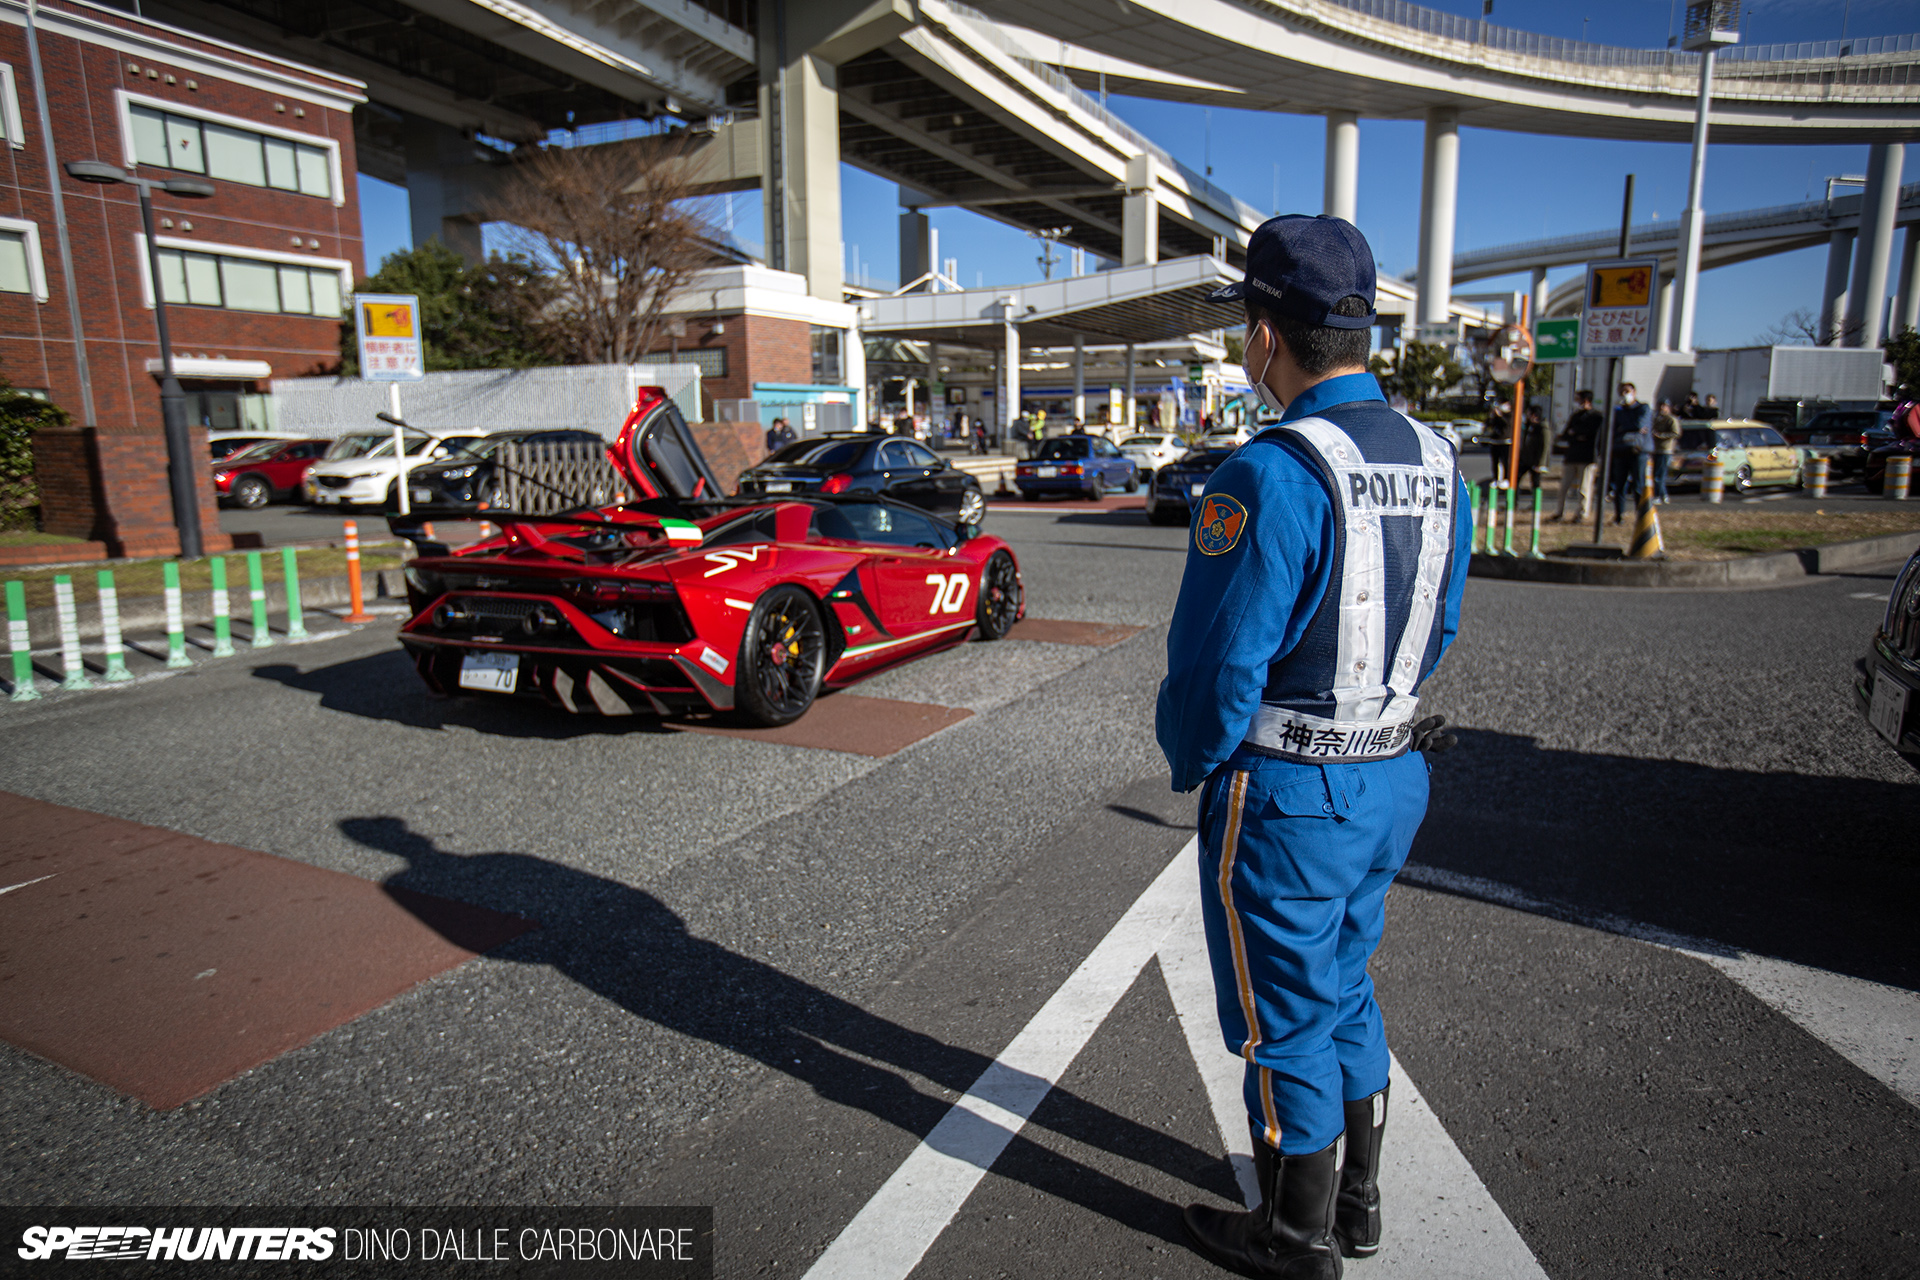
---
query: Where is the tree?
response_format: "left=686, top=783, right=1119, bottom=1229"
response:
left=337, top=241, right=560, bottom=375
left=0, top=375, right=70, bottom=531
left=1369, top=341, right=1466, bottom=412
left=487, top=142, right=714, bottom=366
left=1755, top=307, right=1822, bottom=346
left=1886, top=326, right=1920, bottom=399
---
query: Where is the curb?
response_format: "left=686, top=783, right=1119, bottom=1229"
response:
left=20, top=570, right=409, bottom=647
left=1468, top=530, right=1920, bottom=587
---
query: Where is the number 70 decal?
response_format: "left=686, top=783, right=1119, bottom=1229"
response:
left=924, top=573, right=970, bottom=614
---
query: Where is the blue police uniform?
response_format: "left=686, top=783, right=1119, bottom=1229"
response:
left=1157, top=371, right=1472, bottom=1159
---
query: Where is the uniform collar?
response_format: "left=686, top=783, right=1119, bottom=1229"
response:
left=1280, top=371, right=1386, bottom=423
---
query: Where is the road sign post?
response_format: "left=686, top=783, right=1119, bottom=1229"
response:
left=354, top=293, right=424, bottom=517
left=1581, top=250, right=1656, bottom=546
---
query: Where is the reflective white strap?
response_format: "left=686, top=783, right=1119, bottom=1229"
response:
left=1386, top=418, right=1460, bottom=699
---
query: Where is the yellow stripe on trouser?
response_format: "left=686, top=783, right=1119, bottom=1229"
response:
left=1215, top=770, right=1282, bottom=1148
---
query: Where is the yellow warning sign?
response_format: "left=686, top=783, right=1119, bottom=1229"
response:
left=361, top=299, right=416, bottom=338
left=1589, top=264, right=1654, bottom=309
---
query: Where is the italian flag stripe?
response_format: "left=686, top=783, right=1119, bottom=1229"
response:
left=658, top=518, right=702, bottom=543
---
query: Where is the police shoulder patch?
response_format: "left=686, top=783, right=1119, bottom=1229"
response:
left=1195, top=493, right=1249, bottom=555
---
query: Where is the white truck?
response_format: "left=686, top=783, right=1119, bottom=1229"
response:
left=1692, top=346, right=1889, bottom=426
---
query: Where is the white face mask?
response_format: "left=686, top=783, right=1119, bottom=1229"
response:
left=1244, top=323, right=1286, bottom=415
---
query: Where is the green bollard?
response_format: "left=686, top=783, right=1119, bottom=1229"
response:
left=209, top=557, right=235, bottom=657
left=1464, top=477, right=1478, bottom=547
left=246, top=551, right=274, bottom=649
left=6, top=580, right=38, bottom=701
left=1500, top=485, right=1517, bottom=556
left=281, top=546, right=309, bottom=641
left=95, top=569, right=133, bottom=681
left=162, top=561, right=191, bottom=668
left=52, top=575, right=92, bottom=690
left=1480, top=481, right=1498, bottom=554
left=1527, top=486, right=1545, bottom=559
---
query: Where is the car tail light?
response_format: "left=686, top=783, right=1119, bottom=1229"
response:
left=821, top=474, right=853, bottom=494
left=1060, top=464, right=1083, bottom=476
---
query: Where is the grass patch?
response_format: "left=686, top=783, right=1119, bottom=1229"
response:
left=0, top=531, right=91, bottom=548
left=3, top=546, right=406, bottom=611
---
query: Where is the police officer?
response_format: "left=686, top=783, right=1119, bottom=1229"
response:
left=1158, top=215, right=1471, bottom=1278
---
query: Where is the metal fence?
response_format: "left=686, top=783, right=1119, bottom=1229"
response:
left=494, top=441, right=624, bottom=515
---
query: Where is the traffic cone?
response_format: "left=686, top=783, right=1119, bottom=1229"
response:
left=1629, top=459, right=1665, bottom=560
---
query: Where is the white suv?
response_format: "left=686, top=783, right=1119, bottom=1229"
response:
left=303, top=430, right=485, bottom=507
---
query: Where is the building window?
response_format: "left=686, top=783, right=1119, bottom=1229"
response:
left=121, top=93, right=339, bottom=202
left=641, top=348, right=727, bottom=379
left=811, top=326, right=843, bottom=384
left=0, top=217, right=49, bottom=301
left=142, top=237, right=348, bottom=316
left=0, top=64, right=23, bottom=150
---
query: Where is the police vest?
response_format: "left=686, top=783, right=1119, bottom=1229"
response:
left=1244, top=407, right=1459, bottom=764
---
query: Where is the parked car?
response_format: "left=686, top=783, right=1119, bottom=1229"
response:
left=1144, top=445, right=1238, bottom=525
left=1666, top=420, right=1805, bottom=492
left=1854, top=542, right=1920, bottom=765
left=1117, top=432, right=1188, bottom=478
left=1428, top=421, right=1466, bottom=454
left=211, top=437, right=330, bottom=509
left=303, top=430, right=487, bottom=508
left=1863, top=402, right=1920, bottom=494
left=735, top=433, right=986, bottom=526
left=1014, top=434, right=1139, bottom=500
left=401, top=429, right=609, bottom=516
left=1782, top=407, right=1892, bottom=476
left=208, top=430, right=309, bottom=461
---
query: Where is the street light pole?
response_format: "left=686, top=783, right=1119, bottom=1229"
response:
left=1669, top=1, right=1741, bottom=354
left=64, top=160, right=214, bottom=560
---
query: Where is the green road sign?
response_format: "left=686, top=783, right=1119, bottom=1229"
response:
left=1188, top=363, right=1206, bottom=381
left=1534, top=317, right=1580, bottom=362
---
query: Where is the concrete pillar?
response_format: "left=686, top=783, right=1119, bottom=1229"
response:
left=1123, top=154, right=1159, bottom=267
left=1073, top=335, right=1086, bottom=424
left=899, top=203, right=931, bottom=289
left=1003, top=314, right=1021, bottom=438
left=1124, top=341, right=1137, bottom=430
left=1821, top=229, right=1855, bottom=346
left=1655, top=272, right=1674, bottom=351
left=1895, top=222, right=1920, bottom=336
left=760, top=51, right=843, bottom=302
left=1846, top=143, right=1906, bottom=348
left=1668, top=49, right=1718, bottom=353
left=927, top=341, right=939, bottom=428
left=402, top=114, right=486, bottom=261
left=1323, top=111, right=1358, bottom=224
left=1415, top=107, right=1459, bottom=328
left=1531, top=266, right=1550, bottom=331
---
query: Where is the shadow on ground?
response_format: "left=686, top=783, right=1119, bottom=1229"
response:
left=1414, top=727, right=1920, bottom=991
left=354, top=817, right=1237, bottom=1242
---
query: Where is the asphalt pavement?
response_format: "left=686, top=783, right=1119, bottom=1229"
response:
left=3, top=503, right=1916, bottom=1278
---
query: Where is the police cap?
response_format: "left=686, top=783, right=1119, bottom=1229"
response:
left=1208, top=214, right=1377, bottom=330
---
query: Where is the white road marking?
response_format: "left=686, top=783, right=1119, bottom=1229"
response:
left=0, top=874, right=55, bottom=897
left=808, top=842, right=1548, bottom=1280
left=1399, top=863, right=1920, bottom=1111
left=1850, top=592, right=1888, bottom=600
left=803, top=840, right=1198, bottom=1280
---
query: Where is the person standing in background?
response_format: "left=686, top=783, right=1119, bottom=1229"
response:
left=1515, top=404, right=1550, bottom=495
left=1651, top=398, right=1682, bottom=504
left=1549, top=390, right=1602, bottom=522
left=1607, top=382, right=1650, bottom=525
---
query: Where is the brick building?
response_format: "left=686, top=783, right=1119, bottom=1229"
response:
left=0, top=0, right=363, bottom=556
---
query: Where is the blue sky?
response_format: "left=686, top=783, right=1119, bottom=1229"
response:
left=356, top=0, right=1916, bottom=350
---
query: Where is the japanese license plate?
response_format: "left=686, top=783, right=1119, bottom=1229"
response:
left=1868, top=670, right=1910, bottom=745
left=459, top=650, right=519, bottom=694
left=1037, top=466, right=1057, bottom=478
left=764, top=480, right=792, bottom=493
left=1810, top=434, right=1833, bottom=446
left=1190, top=482, right=1206, bottom=497
left=412, top=487, right=434, bottom=502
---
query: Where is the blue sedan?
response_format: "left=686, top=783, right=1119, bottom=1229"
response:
left=1014, top=435, right=1140, bottom=500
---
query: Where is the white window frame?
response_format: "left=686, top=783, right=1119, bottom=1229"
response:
left=115, top=89, right=345, bottom=207
left=0, top=216, right=51, bottom=301
left=0, top=64, right=23, bottom=151
left=134, top=234, right=352, bottom=312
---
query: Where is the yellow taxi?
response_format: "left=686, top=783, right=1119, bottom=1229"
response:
left=1667, top=419, right=1805, bottom=492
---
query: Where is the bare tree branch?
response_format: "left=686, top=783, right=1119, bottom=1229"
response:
left=486, top=143, right=715, bottom=367
left=1755, top=307, right=1823, bottom=346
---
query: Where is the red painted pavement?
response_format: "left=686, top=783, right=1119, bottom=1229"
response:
left=0, top=793, right=533, bottom=1109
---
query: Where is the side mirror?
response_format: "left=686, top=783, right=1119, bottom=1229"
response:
left=955, top=522, right=981, bottom=542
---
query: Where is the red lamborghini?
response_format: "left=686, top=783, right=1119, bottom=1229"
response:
left=395, top=389, right=1025, bottom=725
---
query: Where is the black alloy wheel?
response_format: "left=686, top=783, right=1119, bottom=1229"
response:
left=974, top=550, right=1021, bottom=641
left=735, top=585, right=828, bottom=726
left=232, top=475, right=271, bottom=509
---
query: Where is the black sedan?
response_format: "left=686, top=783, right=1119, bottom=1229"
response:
left=735, top=433, right=986, bottom=526
left=1145, top=446, right=1238, bottom=526
left=1855, top=541, right=1920, bottom=766
left=401, top=429, right=608, bottom=515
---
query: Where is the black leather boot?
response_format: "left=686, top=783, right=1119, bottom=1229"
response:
left=1334, top=1087, right=1388, bottom=1258
left=1183, top=1125, right=1343, bottom=1278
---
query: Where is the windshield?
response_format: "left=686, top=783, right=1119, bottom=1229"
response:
left=1121, top=435, right=1165, bottom=448
left=764, top=439, right=867, bottom=469
left=1036, top=439, right=1087, bottom=461
left=221, top=441, right=284, bottom=464
left=325, top=433, right=386, bottom=460
left=360, top=434, right=434, bottom=458
left=1178, top=450, right=1238, bottom=467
